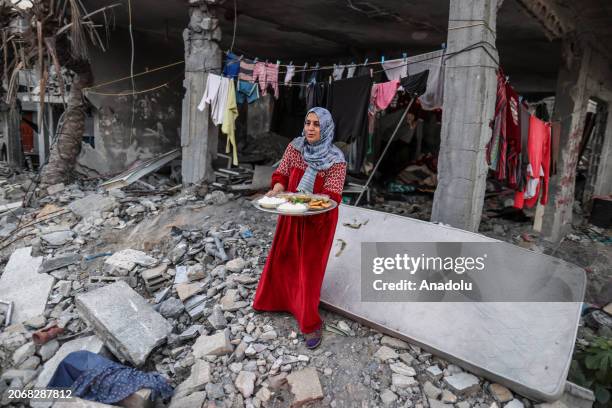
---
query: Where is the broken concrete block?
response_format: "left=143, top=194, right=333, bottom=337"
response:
left=38, top=339, right=60, bottom=362
left=46, top=183, right=65, bottom=195
left=68, top=193, right=117, bottom=219
left=423, top=381, right=442, bottom=399
left=1, top=369, right=37, bottom=385
left=381, top=335, right=410, bottom=350
left=142, top=263, right=168, bottom=292
left=39, top=254, right=81, bottom=274
left=226, top=257, right=247, bottom=273
left=176, top=282, right=204, bottom=302
left=0, top=247, right=53, bottom=324
left=187, top=264, right=206, bottom=281
left=41, top=230, right=74, bottom=246
left=441, top=389, right=457, bottom=404
left=444, top=372, right=480, bottom=396
left=286, top=367, right=324, bottom=407
left=428, top=398, right=453, bottom=408
left=159, top=297, right=184, bottom=318
left=380, top=389, right=398, bottom=406
left=12, top=341, right=35, bottom=365
left=374, top=345, right=398, bottom=361
left=24, top=315, right=46, bottom=329
left=192, top=329, right=233, bottom=358
left=175, top=359, right=211, bottom=397
left=235, top=370, right=256, bottom=398
left=76, top=281, right=172, bottom=366
left=426, top=365, right=444, bottom=381
left=389, top=362, right=416, bottom=377
left=391, top=373, right=417, bottom=388
left=505, top=399, right=525, bottom=408
left=35, top=335, right=106, bottom=389
left=104, top=249, right=156, bottom=275
left=489, top=383, right=513, bottom=403
left=173, top=265, right=189, bottom=285
left=168, top=391, right=206, bottom=408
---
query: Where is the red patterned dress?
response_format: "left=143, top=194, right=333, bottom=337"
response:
left=253, top=144, right=347, bottom=333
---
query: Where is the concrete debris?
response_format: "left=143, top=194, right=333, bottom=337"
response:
left=103, top=249, right=157, bottom=275
left=0, top=247, right=53, bottom=324
left=76, top=281, right=172, bottom=366
left=192, top=329, right=233, bottom=357
left=489, top=383, right=513, bottom=403
left=444, top=372, right=481, bottom=396
left=235, top=370, right=256, bottom=398
left=286, top=367, right=324, bottom=406
left=67, top=193, right=117, bottom=219
left=0, top=177, right=598, bottom=408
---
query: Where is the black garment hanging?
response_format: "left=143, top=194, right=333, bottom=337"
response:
left=400, top=70, right=429, bottom=97
left=329, top=75, right=373, bottom=172
left=306, top=82, right=330, bottom=110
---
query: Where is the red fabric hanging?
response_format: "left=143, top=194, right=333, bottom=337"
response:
left=514, top=115, right=551, bottom=209
left=253, top=145, right=346, bottom=334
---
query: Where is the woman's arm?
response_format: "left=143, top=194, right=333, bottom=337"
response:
left=267, top=144, right=294, bottom=196
left=322, top=162, right=347, bottom=203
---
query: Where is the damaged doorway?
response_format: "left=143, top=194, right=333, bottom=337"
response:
left=574, top=98, right=608, bottom=215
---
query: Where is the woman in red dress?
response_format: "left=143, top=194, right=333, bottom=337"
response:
left=253, top=107, right=347, bottom=349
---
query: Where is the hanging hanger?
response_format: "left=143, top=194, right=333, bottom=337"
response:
left=363, top=58, right=369, bottom=66
left=402, top=52, right=407, bottom=62
left=254, top=57, right=258, bottom=63
left=276, top=60, right=280, bottom=66
left=381, top=55, right=385, bottom=63
left=289, top=61, right=293, bottom=66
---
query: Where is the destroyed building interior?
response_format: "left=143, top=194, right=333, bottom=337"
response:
left=0, top=0, right=611, bottom=407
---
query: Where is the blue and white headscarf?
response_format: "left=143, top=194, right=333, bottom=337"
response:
left=291, top=107, right=346, bottom=193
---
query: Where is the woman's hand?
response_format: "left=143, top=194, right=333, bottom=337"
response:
left=266, top=183, right=285, bottom=197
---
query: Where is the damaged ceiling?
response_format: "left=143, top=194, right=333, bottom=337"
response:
left=81, top=0, right=611, bottom=94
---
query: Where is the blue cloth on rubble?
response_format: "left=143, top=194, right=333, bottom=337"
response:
left=236, top=79, right=260, bottom=104
left=47, top=351, right=173, bottom=404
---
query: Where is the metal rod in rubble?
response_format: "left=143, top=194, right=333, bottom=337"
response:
left=355, top=97, right=415, bottom=206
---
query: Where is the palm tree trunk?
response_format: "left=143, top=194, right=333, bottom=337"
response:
left=40, top=65, right=91, bottom=186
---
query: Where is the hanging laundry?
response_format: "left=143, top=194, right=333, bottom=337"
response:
left=518, top=101, right=531, bottom=191
left=198, top=73, right=230, bottom=126
left=505, top=82, right=522, bottom=188
left=346, top=63, right=357, bottom=79
left=238, top=58, right=255, bottom=82
left=400, top=70, right=429, bottom=97
left=284, top=64, right=295, bottom=85
left=306, top=81, right=330, bottom=111
left=406, top=50, right=445, bottom=110
left=253, top=62, right=279, bottom=99
left=382, top=59, right=408, bottom=82
left=329, top=75, right=373, bottom=171
left=333, top=64, right=345, bottom=81
left=371, top=80, right=400, bottom=111
left=514, top=115, right=551, bottom=209
left=236, top=79, right=260, bottom=104
left=366, top=80, right=401, bottom=155
left=223, top=52, right=241, bottom=79
left=298, top=63, right=310, bottom=99
left=355, top=65, right=371, bottom=77
left=222, top=79, right=239, bottom=165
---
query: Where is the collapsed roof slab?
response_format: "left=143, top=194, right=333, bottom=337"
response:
left=321, top=205, right=585, bottom=402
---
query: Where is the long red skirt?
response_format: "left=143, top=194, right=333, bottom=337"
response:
left=253, top=169, right=340, bottom=334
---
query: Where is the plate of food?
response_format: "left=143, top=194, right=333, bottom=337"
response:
left=257, top=195, right=287, bottom=209
left=253, top=193, right=338, bottom=216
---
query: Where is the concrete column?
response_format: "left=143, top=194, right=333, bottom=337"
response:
left=431, top=0, right=499, bottom=231
left=181, top=2, right=221, bottom=185
left=593, top=106, right=612, bottom=197
left=541, top=38, right=591, bottom=242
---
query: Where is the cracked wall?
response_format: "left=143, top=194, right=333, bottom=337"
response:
left=77, top=27, right=184, bottom=175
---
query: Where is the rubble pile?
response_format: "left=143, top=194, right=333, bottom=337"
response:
left=0, top=173, right=603, bottom=407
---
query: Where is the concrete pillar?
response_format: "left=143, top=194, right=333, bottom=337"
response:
left=593, top=106, right=612, bottom=197
left=181, top=2, right=221, bottom=185
left=431, top=0, right=499, bottom=231
left=0, top=103, right=23, bottom=168
left=541, top=38, right=591, bottom=242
